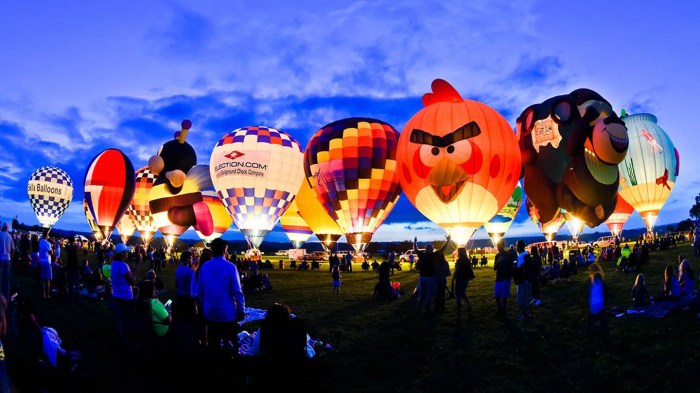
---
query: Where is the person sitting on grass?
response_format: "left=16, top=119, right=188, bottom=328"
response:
left=631, top=273, right=651, bottom=307
left=678, top=259, right=695, bottom=297
left=652, top=264, right=681, bottom=302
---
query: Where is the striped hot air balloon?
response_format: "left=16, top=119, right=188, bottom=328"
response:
left=483, top=182, right=522, bottom=247
left=605, top=191, right=635, bottom=238
left=129, top=167, right=158, bottom=246
left=84, top=149, right=136, bottom=240
left=83, top=198, right=103, bottom=242
left=116, top=208, right=137, bottom=244
left=618, top=112, right=678, bottom=233
left=526, top=198, right=566, bottom=243
left=296, top=179, right=343, bottom=252
left=27, top=166, right=74, bottom=230
left=279, top=196, right=312, bottom=249
left=305, top=118, right=403, bottom=253
left=210, top=126, right=305, bottom=250
left=194, top=190, right=233, bottom=245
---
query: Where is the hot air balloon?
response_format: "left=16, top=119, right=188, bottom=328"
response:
left=517, top=89, right=628, bottom=228
left=526, top=198, right=566, bottom=243
left=116, top=208, right=137, bottom=244
left=84, top=148, right=136, bottom=240
left=210, top=126, right=305, bottom=250
left=305, top=118, right=403, bottom=253
left=396, top=79, right=522, bottom=247
left=27, top=166, right=74, bottom=230
left=194, top=190, right=234, bottom=246
left=618, top=112, right=678, bottom=233
left=279, top=197, right=312, bottom=249
left=83, top=198, right=103, bottom=242
left=129, top=167, right=158, bottom=246
left=483, top=182, right=522, bottom=247
left=563, top=211, right=585, bottom=242
left=296, top=178, right=344, bottom=252
left=605, top=192, right=634, bottom=238
left=148, top=120, right=214, bottom=248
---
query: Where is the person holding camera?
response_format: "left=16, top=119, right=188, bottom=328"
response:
left=196, top=238, right=246, bottom=352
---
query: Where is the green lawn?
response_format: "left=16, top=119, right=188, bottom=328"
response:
left=5, top=242, right=700, bottom=392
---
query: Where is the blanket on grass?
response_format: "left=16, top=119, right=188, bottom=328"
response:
left=615, top=295, right=697, bottom=318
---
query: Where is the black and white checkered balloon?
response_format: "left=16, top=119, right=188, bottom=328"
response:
left=27, top=166, right=74, bottom=228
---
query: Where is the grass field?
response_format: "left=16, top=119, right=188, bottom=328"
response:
left=5, top=241, right=700, bottom=392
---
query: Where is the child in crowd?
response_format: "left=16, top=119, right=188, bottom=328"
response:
left=331, top=265, right=341, bottom=294
left=631, top=273, right=651, bottom=307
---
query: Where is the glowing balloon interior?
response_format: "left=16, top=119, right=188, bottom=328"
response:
left=563, top=211, right=584, bottom=241
left=618, top=112, right=678, bottom=233
left=605, top=192, right=634, bottom=238
left=304, top=118, right=403, bottom=253
left=83, top=198, right=103, bottom=242
left=296, top=179, right=343, bottom=252
left=279, top=198, right=312, bottom=249
left=483, top=182, right=522, bottom=247
left=397, top=79, right=522, bottom=247
left=129, top=166, right=158, bottom=246
left=116, top=208, right=137, bottom=244
left=527, top=198, right=565, bottom=242
left=194, top=190, right=233, bottom=245
left=27, top=166, right=74, bottom=229
left=210, top=126, right=305, bottom=249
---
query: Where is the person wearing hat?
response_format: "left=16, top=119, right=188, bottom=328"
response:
left=110, top=243, right=135, bottom=344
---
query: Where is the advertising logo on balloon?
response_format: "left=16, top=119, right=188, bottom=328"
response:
left=213, top=150, right=270, bottom=179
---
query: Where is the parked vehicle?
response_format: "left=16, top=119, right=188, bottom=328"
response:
left=304, top=250, right=329, bottom=261
left=399, top=249, right=424, bottom=263
left=289, top=249, right=306, bottom=261
left=592, top=235, right=616, bottom=248
left=245, top=248, right=262, bottom=261
left=275, top=249, right=289, bottom=256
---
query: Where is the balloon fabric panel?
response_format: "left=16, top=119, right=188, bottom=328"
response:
left=129, top=167, right=158, bottom=240
left=27, top=166, right=74, bottom=229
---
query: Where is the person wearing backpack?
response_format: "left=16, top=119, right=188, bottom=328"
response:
left=514, top=240, right=534, bottom=321
left=493, top=240, right=513, bottom=317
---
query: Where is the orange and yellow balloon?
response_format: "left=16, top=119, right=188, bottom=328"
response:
left=605, top=192, right=634, bottom=238
left=296, top=179, right=343, bottom=251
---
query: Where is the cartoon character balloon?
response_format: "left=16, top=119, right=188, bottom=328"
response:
left=279, top=197, right=313, bottom=249
left=148, top=120, right=214, bottom=246
left=483, top=182, right=522, bottom=247
left=517, top=89, right=629, bottom=228
left=84, top=149, right=135, bottom=240
left=305, top=118, right=403, bottom=253
left=27, top=166, right=74, bottom=230
left=194, top=190, right=234, bottom=246
left=210, top=126, right=305, bottom=250
left=618, top=112, right=678, bottom=233
left=296, top=178, right=344, bottom=251
left=129, top=167, right=158, bottom=246
left=396, top=79, right=522, bottom=247
left=526, top=198, right=566, bottom=243
left=605, top=191, right=634, bottom=238
left=83, top=198, right=103, bottom=241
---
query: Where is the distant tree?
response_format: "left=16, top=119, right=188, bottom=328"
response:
left=690, top=194, right=700, bottom=222
left=677, top=219, right=695, bottom=233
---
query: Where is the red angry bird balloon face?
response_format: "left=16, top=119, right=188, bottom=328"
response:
left=396, top=79, right=521, bottom=246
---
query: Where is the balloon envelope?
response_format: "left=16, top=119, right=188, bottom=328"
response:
left=129, top=167, right=158, bottom=245
left=618, top=113, right=678, bottom=233
left=210, top=126, right=305, bottom=249
left=605, top=192, right=634, bottom=238
left=116, top=208, right=137, bottom=244
left=194, top=190, right=233, bottom=245
left=526, top=198, right=565, bottom=243
left=84, top=149, right=136, bottom=240
left=83, top=198, right=103, bottom=242
left=563, top=211, right=585, bottom=241
left=483, top=182, right=522, bottom=247
left=397, top=79, right=522, bottom=247
left=296, top=179, right=343, bottom=251
left=27, top=166, right=74, bottom=229
left=279, top=197, right=312, bottom=249
left=304, top=118, right=402, bottom=253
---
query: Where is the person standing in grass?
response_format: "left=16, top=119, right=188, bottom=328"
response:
left=493, top=240, right=513, bottom=317
left=514, top=240, right=534, bottom=321
left=0, top=223, right=13, bottom=301
left=588, top=264, right=608, bottom=335
left=331, top=265, right=341, bottom=294
left=452, top=247, right=474, bottom=314
left=414, top=235, right=451, bottom=315
left=38, top=230, right=53, bottom=299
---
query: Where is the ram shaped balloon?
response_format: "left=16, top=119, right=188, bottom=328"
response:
left=27, top=166, right=74, bottom=230
left=304, top=117, right=403, bottom=253
left=279, top=196, right=313, bottom=249
left=148, top=120, right=214, bottom=248
left=128, top=167, right=158, bottom=246
left=618, top=112, right=678, bottom=233
left=517, top=89, right=629, bottom=228
left=605, top=191, right=634, bottom=238
left=396, top=79, right=522, bottom=247
left=526, top=198, right=566, bottom=243
left=84, top=148, right=136, bottom=240
left=483, top=181, right=522, bottom=247
left=210, top=126, right=305, bottom=250
left=296, top=178, right=344, bottom=252
left=194, top=189, right=234, bottom=246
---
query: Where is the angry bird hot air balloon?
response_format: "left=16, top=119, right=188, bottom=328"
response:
left=148, top=120, right=215, bottom=247
left=296, top=178, right=344, bottom=251
left=129, top=167, right=158, bottom=246
left=605, top=192, right=634, bottom=238
left=304, top=118, right=403, bottom=253
left=618, top=112, right=678, bottom=233
left=396, top=79, right=522, bottom=247
left=483, top=182, right=522, bottom=247
left=279, top=197, right=313, bottom=249
left=27, top=166, right=74, bottom=230
left=194, top=190, right=234, bottom=246
left=527, top=198, right=566, bottom=243
left=517, top=89, right=629, bottom=228
left=84, top=149, right=135, bottom=240
left=210, top=126, right=305, bottom=250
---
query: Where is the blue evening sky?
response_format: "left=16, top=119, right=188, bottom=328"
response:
left=1, top=1, right=699, bottom=244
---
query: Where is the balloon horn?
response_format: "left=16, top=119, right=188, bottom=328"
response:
left=178, top=119, right=192, bottom=144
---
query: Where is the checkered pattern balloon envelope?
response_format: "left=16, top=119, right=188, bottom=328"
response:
left=279, top=197, right=312, bottom=249
left=526, top=198, right=566, bottom=243
left=129, top=166, right=158, bottom=245
left=210, top=126, right=305, bottom=249
left=84, top=148, right=136, bottom=240
left=27, top=166, right=74, bottom=229
left=304, top=118, right=402, bottom=253
left=194, top=190, right=234, bottom=245
left=83, top=198, right=103, bottom=241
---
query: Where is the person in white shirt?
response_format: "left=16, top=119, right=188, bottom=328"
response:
left=0, top=223, right=14, bottom=299
left=38, top=230, right=53, bottom=299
